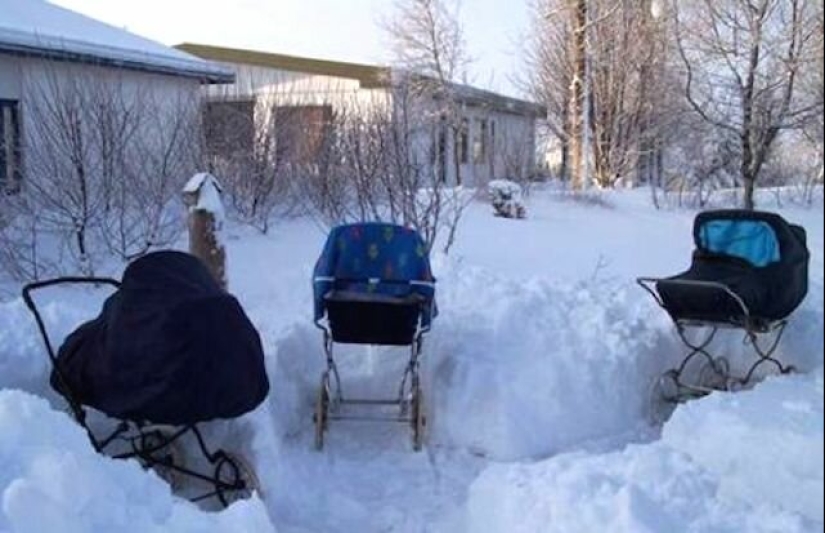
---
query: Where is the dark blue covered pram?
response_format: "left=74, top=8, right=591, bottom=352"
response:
left=22, top=251, right=268, bottom=506
left=638, top=209, right=809, bottom=422
left=312, top=223, right=436, bottom=450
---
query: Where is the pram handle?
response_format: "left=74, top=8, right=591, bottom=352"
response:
left=313, top=276, right=435, bottom=287
left=636, top=277, right=752, bottom=320
left=21, top=277, right=122, bottom=354
left=21, top=276, right=121, bottom=428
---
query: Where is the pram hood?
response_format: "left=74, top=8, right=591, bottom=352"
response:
left=656, top=209, right=810, bottom=323
left=312, top=223, right=437, bottom=329
left=54, top=251, right=269, bottom=425
left=693, top=209, right=809, bottom=268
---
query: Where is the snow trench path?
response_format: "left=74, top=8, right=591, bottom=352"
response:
left=1, top=190, right=821, bottom=532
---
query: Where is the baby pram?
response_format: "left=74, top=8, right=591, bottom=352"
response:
left=638, top=209, right=809, bottom=422
left=22, top=251, right=269, bottom=506
left=312, top=223, right=437, bottom=451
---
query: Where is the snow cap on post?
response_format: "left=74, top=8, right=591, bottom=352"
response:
left=183, top=172, right=227, bottom=289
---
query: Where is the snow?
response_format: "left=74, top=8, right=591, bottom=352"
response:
left=0, top=186, right=822, bottom=532
left=184, top=172, right=225, bottom=223
left=0, top=390, right=275, bottom=533
left=464, top=368, right=823, bottom=533
left=0, top=0, right=230, bottom=79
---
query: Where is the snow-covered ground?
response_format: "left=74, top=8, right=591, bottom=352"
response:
left=1, top=187, right=822, bottom=532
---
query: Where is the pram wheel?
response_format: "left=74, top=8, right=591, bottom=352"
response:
left=649, top=370, right=680, bottom=426
left=214, top=452, right=259, bottom=507
left=314, top=375, right=330, bottom=451
left=411, top=384, right=426, bottom=451
left=137, top=428, right=184, bottom=491
left=698, top=356, right=730, bottom=391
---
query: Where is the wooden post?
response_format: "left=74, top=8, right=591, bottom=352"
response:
left=182, top=173, right=227, bottom=289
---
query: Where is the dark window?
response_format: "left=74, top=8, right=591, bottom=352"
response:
left=0, top=99, right=22, bottom=193
left=203, top=99, right=255, bottom=160
left=459, top=118, right=469, bottom=164
left=473, top=118, right=488, bottom=164
left=273, top=105, right=333, bottom=166
left=437, top=119, right=448, bottom=183
left=489, top=120, right=496, bottom=173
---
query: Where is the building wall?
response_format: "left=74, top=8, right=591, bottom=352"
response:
left=200, top=59, right=539, bottom=188
left=0, top=55, right=201, bottom=192
left=0, top=56, right=22, bottom=100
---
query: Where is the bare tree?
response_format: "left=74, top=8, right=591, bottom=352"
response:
left=674, top=0, right=822, bottom=209
left=381, top=0, right=473, bottom=252
left=0, top=60, right=199, bottom=280
left=569, top=0, right=588, bottom=190
left=523, top=0, right=573, bottom=181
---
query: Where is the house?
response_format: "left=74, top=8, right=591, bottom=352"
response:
left=0, top=0, right=233, bottom=193
left=176, top=43, right=545, bottom=187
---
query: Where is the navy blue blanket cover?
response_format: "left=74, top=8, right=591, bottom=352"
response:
left=313, top=223, right=436, bottom=339
left=657, top=210, right=809, bottom=324
left=53, top=251, right=269, bottom=425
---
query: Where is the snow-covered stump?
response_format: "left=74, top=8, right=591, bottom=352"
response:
left=183, top=173, right=227, bottom=289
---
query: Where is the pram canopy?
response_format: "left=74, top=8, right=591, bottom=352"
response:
left=657, top=209, right=809, bottom=324
left=313, top=223, right=436, bottom=344
left=54, top=251, right=269, bottom=425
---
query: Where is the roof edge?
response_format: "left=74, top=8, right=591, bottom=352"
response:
left=0, top=32, right=233, bottom=84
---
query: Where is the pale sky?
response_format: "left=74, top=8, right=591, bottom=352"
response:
left=49, top=0, right=532, bottom=98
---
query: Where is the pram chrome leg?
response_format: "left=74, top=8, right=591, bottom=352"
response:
left=672, top=326, right=732, bottom=397
left=118, top=424, right=258, bottom=507
left=732, top=320, right=793, bottom=387
left=313, top=333, right=427, bottom=451
left=648, top=326, right=732, bottom=424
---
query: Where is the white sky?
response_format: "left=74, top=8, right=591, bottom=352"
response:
left=49, top=0, right=532, bottom=98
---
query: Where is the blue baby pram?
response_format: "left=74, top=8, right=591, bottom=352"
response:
left=312, top=223, right=437, bottom=450
left=638, top=209, right=809, bottom=423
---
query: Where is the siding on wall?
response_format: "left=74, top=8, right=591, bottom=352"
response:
left=0, top=56, right=22, bottom=100
left=197, top=58, right=540, bottom=188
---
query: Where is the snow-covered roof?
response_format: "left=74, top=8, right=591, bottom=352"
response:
left=0, top=0, right=233, bottom=83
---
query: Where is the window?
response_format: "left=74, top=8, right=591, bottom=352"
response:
left=473, top=118, right=488, bottom=164
left=273, top=105, right=333, bottom=166
left=459, top=118, right=469, bottom=164
left=0, top=99, right=22, bottom=193
left=203, top=99, right=255, bottom=160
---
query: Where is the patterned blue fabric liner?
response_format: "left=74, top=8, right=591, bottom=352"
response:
left=313, top=223, right=436, bottom=328
left=699, top=219, right=781, bottom=267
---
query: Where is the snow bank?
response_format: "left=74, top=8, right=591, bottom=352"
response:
left=663, top=369, right=824, bottom=523
left=465, top=369, right=824, bottom=533
left=0, top=390, right=275, bottom=533
left=423, top=260, right=676, bottom=460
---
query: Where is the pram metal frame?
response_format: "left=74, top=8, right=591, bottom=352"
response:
left=22, top=277, right=257, bottom=507
left=638, top=277, right=793, bottom=407
left=313, top=276, right=432, bottom=451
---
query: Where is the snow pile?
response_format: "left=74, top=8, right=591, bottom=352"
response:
left=423, top=261, right=675, bottom=460
left=465, top=369, right=824, bottom=533
left=0, top=390, right=275, bottom=533
left=663, top=369, right=824, bottom=523
left=487, top=180, right=526, bottom=218
left=0, top=293, right=115, bottom=395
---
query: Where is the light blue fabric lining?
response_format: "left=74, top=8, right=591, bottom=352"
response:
left=699, top=220, right=780, bottom=267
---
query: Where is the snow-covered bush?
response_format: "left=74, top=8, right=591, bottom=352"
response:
left=488, top=180, right=526, bottom=219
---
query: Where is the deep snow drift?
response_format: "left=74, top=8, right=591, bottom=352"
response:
left=0, top=187, right=822, bottom=532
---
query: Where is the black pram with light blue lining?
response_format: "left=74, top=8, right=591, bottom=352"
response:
left=638, top=209, right=810, bottom=423
left=655, top=209, right=808, bottom=326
